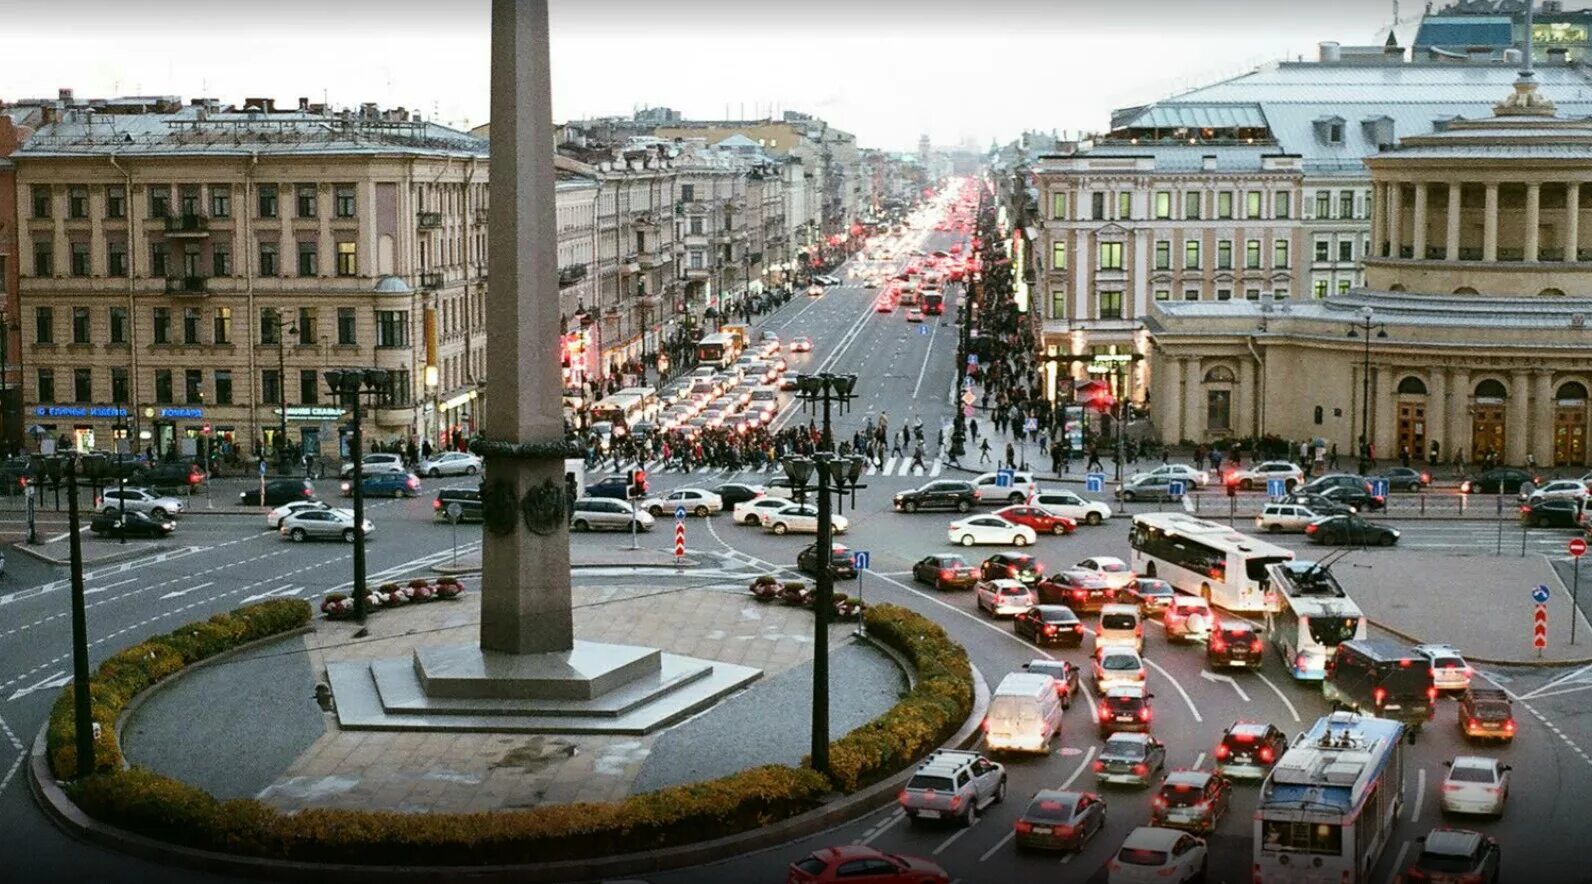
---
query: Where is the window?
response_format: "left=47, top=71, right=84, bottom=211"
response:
left=1052, top=241, right=1067, bottom=271
left=1206, top=389, right=1232, bottom=431
left=1184, top=288, right=1200, bottom=301
left=1117, top=192, right=1132, bottom=219
left=212, top=243, right=232, bottom=277
left=1339, top=190, right=1354, bottom=219
left=179, top=185, right=200, bottom=216
left=1183, top=192, right=1200, bottom=220
left=214, top=369, right=233, bottom=405
left=183, top=307, right=201, bottom=344
left=213, top=307, right=232, bottom=344
left=184, top=369, right=203, bottom=404
left=680, top=183, right=694, bottom=202
left=1154, top=289, right=1170, bottom=301
left=1216, top=192, right=1233, bottom=219
left=1314, top=278, right=1329, bottom=298
left=336, top=241, right=357, bottom=276
left=337, top=307, right=357, bottom=345
left=31, top=185, right=51, bottom=219
left=1091, top=192, right=1106, bottom=220
left=688, top=250, right=704, bottom=269
left=1216, top=288, right=1232, bottom=301
left=109, top=307, right=127, bottom=344
left=68, top=187, right=88, bottom=219
left=1246, top=288, right=1261, bottom=300
left=260, top=307, right=282, bottom=345
left=334, top=184, right=356, bottom=218
left=261, top=369, right=281, bottom=406
left=1274, top=240, right=1289, bottom=268
left=296, top=184, right=317, bottom=218
left=1337, top=279, right=1351, bottom=295
left=1217, top=240, right=1232, bottom=270
left=1154, top=240, right=1171, bottom=270
left=1241, top=191, right=1259, bottom=219
left=297, top=242, right=318, bottom=277
left=73, top=368, right=92, bottom=403
left=688, top=216, right=704, bottom=235
left=1328, top=121, right=1344, bottom=144
left=37, top=368, right=54, bottom=403
left=106, top=185, right=125, bottom=219
left=1154, top=191, right=1172, bottom=219
left=1098, top=290, right=1123, bottom=319
left=1050, top=191, right=1068, bottom=219
left=299, top=370, right=319, bottom=405
left=34, top=242, right=52, bottom=277
left=210, top=185, right=231, bottom=218
left=380, top=368, right=412, bottom=407
left=35, top=306, right=54, bottom=344
left=258, top=184, right=279, bottom=218
left=1098, top=241, right=1123, bottom=270
left=152, top=307, right=171, bottom=344
left=1274, top=192, right=1291, bottom=219
left=1315, top=191, right=1331, bottom=219
left=1051, top=289, right=1067, bottom=319
left=1314, top=238, right=1329, bottom=263
left=70, top=242, right=90, bottom=276
left=154, top=369, right=173, bottom=404
left=377, top=310, right=409, bottom=348
left=1274, top=286, right=1289, bottom=300
left=111, top=368, right=129, bottom=404
left=151, top=243, right=169, bottom=278
left=108, top=240, right=127, bottom=277
left=259, top=241, right=279, bottom=276
left=1338, top=239, right=1353, bottom=263
left=298, top=307, right=317, bottom=345
left=1184, top=239, right=1200, bottom=269
left=149, top=185, right=170, bottom=219
left=72, top=307, right=90, bottom=344
left=1245, top=239, right=1261, bottom=269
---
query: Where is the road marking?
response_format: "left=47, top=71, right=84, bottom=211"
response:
left=858, top=809, right=904, bottom=846
left=932, top=811, right=981, bottom=855
left=1193, top=751, right=1206, bottom=770
left=1384, top=840, right=1411, bottom=884
left=1060, top=745, right=1096, bottom=790
left=6, top=670, right=68, bottom=702
left=1518, top=662, right=1592, bottom=700
left=979, top=831, right=1014, bottom=861
left=0, top=712, right=23, bottom=795
left=157, top=580, right=214, bottom=601
left=240, top=584, right=301, bottom=604
left=82, top=576, right=139, bottom=596
left=1144, top=657, right=1202, bottom=723
left=1411, top=768, right=1426, bottom=822
left=1256, top=673, right=1301, bottom=722
left=1198, top=670, right=1251, bottom=702
left=910, top=311, right=942, bottom=400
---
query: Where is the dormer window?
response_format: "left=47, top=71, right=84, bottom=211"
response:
left=1360, top=116, right=1395, bottom=149
left=1314, top=116, right=1346, bottom=146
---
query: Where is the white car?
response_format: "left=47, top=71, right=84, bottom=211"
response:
left=98, top=487, right=185, bottom=520
left=1132, top=464, right=1211, bottom=488
left=1077, top=556, right=1137, bottom=590
left=947, top=515, right=1037, bottom=547
left=341, top=452, right=405, bottom=478
left=1525, top=479, right=1588, bottom=504
left=760, top=501, right=849, bottom=535
left=733, top=497, right=790, bottom=526
left=974, top=578, right=1036, bottom=616
left=641, top=488, right=723, bottom=517
left=279, top=508, right=374, bottom=543
left=1032, top=489, right=1111, bottom=526
left=1107, top=827, right=1208, bottom=883
left=1230, top=460, right=1304, bottom=491
left=1415, top=643, right=1474, bottom=692
left=415, top=451, right=482, bottom=477
left=1093, top=647, right=1148, bottom=690
left=1440, top=756, right=1511, bottom=817
left=1164, top=596, right=1213, bottom=642
left=970, top=470, right=1039, bottom=505
left=1255, top=502, right=1330, bottom=533
left=266, top=499, right=336, bottom=530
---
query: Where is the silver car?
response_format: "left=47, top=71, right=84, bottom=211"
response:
left=570, top=497, right=655, bottom=532
left=279, top=509, right=374, bottom=543
left=98, top=486, right=185, bottom=519
left=340, top=452, right=405, bottom=478
left=415, top=451, right=482, bottom=477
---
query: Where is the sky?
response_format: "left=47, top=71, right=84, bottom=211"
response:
left=1, top=0, right=1429, bottom=151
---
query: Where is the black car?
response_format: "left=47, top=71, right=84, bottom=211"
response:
left=1280, top=492, right=1355, bottom=516
left=1460, top=467, right=1539, bottom=495
left=892, top=480, right=978, bottom=513
left=1317, top=485, right=1386, bottom=512
left=1035, top=569, right=1114, bottom=612
left=1214, top=721, right=1289, bottom=779
left=1299, top=474, right=1371, bottom=496
left=797, top=543, right=857, bottom=580
left=1405, top=829, right=1501, bottom=884
left=1207, top=622, right=1265, bottom=671
left=712, top=483, right=764, bottom=508
left=1118, top=578, right=1176, bottom=617
left=433, top=488, right=483, bottom=522
left=1022, top=658, right=1080, bottom=708
left=981, top=552, right=1045, bottom=586
left=584, top=475, right=631, bottom=500
left=912, top=554, right=978, bottom=590
left=1013, top=605, right=1085, bottom=647
left=89, top=510, right=175, bottom=538
left=239, top=479, right=317, bottom=507
left=0, top=458, right=35, bottom=495
left=1097, top=685, right=1154, bottom=735
left=1306, top=514, right=1400, bottom=546
left=1375, top=466, right=1431, bottom=492
left=138, top=461, right=208, bottom=493
left=1520, top=497, right=1581, bottom=528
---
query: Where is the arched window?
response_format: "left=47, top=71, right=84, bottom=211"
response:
left=1540, top=288, right=1567, bottom=296
left=1475, top=378, right=1508, bottom=399
left=1396, top=376, right=1428, bottom=396
left=1453, top=286, right=1479, bottom=295
left=1203, top=365, right=1236, bottom=384
left=1557, top=381, right=1588, bottom=400
left=1389, top=283, right=1407, bottom=292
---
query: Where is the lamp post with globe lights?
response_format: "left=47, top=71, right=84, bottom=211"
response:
left=325, top=368, right=390, bottom=623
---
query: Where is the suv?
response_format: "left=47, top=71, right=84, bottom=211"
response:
left=1415, top=643, right=1473, bottom=692
left=433, top=488, right=482, bottom=522
left=238, top=478, right=316, bottom=506
left=1207, top=621, right=1264, bottom=671
left=1230, top=461, right=1303, bottom=491
left=1457, top=687, right=1515, bottom=742
left=894, top=480, right=979, bottom=513
left=980, top=552, right=1045, bottom=586
left=1403, top=829, right=1501, bottom=884
left=1323, top=637, right=1436, bottom=731
left=1097, top=684, right=1154, bottom=735
left=970, top=471, right=1038, bottom=506
left=139, top=461, right=207, bottom=493
left=1213, top=722, right=1288, bottom=780
left=341, top=452, right=405, bottom=478
left=1150, top=770, right=1231, bottom=835
left=1300, top=474, right=1371, bottom=496
left=1255, top=502, right=1330, bottom=534
left=898, top=749, right=1006, bottom=828
left=798, top=542, right=858, bottom=580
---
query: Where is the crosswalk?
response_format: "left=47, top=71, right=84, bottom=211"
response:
left=588, top=455, right=949, bottom=482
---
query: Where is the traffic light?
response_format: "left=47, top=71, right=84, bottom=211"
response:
left=1079, top=380, right=1115, bottom=415
left=1225, top=475, right=1239, bottom=497
left=627, top=469, right=647, bottom=499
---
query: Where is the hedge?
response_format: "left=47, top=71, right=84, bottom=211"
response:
left=54, top=602, right=973, bottom=865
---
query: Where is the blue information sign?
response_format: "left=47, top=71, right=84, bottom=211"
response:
left=852, top=550, right=871, bottom=571
left=675, top=505, right=687, bottom=521
left=1085, top=473, right=1105, bottom=493
left=1532, top=584, right=1551, bottom=604
left=967, top=354, right=979, bottom=367
left=1370, top=478, right=1390, bottom=498
left=995, top=469, right=1014, bottom=488
left=1266, top=478, right=1287, bottom=498
left=258, top=460, right=267, bottom=477
left=1168, top=480, right=1187, bottom=497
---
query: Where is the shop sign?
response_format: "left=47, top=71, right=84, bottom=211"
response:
left=34, top=405, right=129, bottom=418
left=278, top=406, right=344, bottom=421
left=158, top=407, right=205, bottom=419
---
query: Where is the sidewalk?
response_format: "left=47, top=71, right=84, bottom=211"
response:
left=434, top=545, right=701, bottom=575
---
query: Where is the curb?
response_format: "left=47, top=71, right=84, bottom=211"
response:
left=1366, top=616, right=1592, bottom=668
left=28, top=647, right=991, bottom=884
left=9, top=540, right=174, bottom=568
left=432, top=558, right=705, bottom=576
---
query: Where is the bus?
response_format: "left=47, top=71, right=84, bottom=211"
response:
left=896, top=277, right=920, bottom=306
left=1128, top=512, right=1293, bottom=612
left=1265, top=560, right=1368, bottom=681
left=696, top=333, right=738, bottom=369
left=922, top=290, right=944, bottom=315
left=588, top=387, right=658, bottom=430
left=1254, top=712, right=1405, bottom=884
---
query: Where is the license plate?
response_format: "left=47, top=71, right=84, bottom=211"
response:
left=1229, top=660, right=1249, bottom=668
left=1384, top=704, right=1402, bottom=710
left=1031, top=826, right=1052, bottom=835
left=918, top=809, right=940, bottom=819
left=1116, top=714, right=1136, bottom=722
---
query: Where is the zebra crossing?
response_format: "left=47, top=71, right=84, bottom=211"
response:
left=588, top=455, right=948, bottom=482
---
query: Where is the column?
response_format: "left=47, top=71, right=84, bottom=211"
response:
left=1446, top=183, right=1462, bottom=261
left=1532, top=370, right=1555, bottom=466
left=1387, top=182, right=1403, bottom=258
left=1162, top=357, right=1185, bottom=445
left=1566, top=182, right=1581, bottom=262
left=1411, top=183, right=1428, bottom=259
left=1237, top=358, right=1256, bottom=437
left=1505, top=369, right=1530, bottom=467
left=1483, top=184, right=1499, bottom=262
left=1183, top=358, right=1203, bottom=443
left=1427, top=368, right=1447, bottom=462
left=1370, top=182, right=1386, bottom=256
left=1450, top=369, right=1471, bottom=463
left=1375, top=366, right=1399, bottom=460
left=1524, top=183, right=1541, bottom=262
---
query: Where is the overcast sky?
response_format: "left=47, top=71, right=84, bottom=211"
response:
left=3, top=0, right=1428, bottom=151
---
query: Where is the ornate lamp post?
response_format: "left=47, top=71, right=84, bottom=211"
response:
left=1346, top=306, right=1388, bottom=473
left=325, top=368, right=389, bottom=622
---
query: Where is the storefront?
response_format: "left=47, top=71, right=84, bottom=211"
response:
left=31, top=405, right=130, bottom=453
left=278, top=406, right=344, bottom=461
left=439, top=389, right=478, bottom=451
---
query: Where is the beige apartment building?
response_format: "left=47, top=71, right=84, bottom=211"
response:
left=12, top=98, right=489, bottom=461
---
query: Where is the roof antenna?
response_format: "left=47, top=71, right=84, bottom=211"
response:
left=1523, top=0, right=1535, bottom=79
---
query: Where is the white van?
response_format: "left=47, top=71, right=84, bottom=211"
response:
left=985, top=672, right=1064, bottom=754
left=1096, top=604, right=1144, bottom=653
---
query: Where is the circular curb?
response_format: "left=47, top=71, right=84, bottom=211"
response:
left=1367, top=617, right=1592, bottom=669
left=29, top=643, right=990, bottom=884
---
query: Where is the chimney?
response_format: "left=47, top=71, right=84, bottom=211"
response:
left=1319, top=41, right=1341, bottom=63
left=360, top=102, right=378, bottom=120
left=58, top=87, right=74, bottom=102
left=42, top=106, right=56, bottom=125
left=245, top=97, right=275, bottom=113
left=1504, top=47, right=1522, bottom=64
left=298, top=96, right=310, bottom=111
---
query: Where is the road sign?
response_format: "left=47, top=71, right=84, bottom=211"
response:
left=258, top=460, right=267, bottom=477
left=1534, top=603, right=1548, bottom=650
left=852, top=550, right=871, bottom=570
left=962, top=405, right=974, bottom=417
left=1571, top=538, right=1587, bottom=558
left=995, top=469, right=1014, bottom=488
left=963, top=376, right=974, bottom=388
left=961, top=391, right=976, bottom=406
left=1532, top=584, right=1552, bottom=604
left=1369, top=478, right=1390, bottom=498
left=1169, top=480, right=1187, bottom=497
left=1085, top=473, right=1105, bottom=493
left=967, top=354, right=979, bottom=367
left=675, top=504, right=687, bottom=521
left=1023, top=417, right=1038, bottom=433
left=1266, top=478, right=1287, bottom=498
left=674, top=522, right=686, bottom=559
left=919, top=325, right=928, bottom=336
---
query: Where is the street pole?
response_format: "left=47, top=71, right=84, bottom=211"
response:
left=1574, top=554, right=1581, bottom=645
left=350, top=391, right=368, bottom=623
left=812, top=454, right=833, bottom=776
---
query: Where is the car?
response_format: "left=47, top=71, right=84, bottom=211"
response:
left=1376, top=466, right=1432, bottom=492
left=1022, top=658, right=1080, bottom=708
left=1214, top=721, right=1288, bottom=779
left=1526, top=478, right=1589, bottom=505
left=980, top=552, right=1046, bottom=586
left=1036, top=568, right=1115, bottom=612
left=797, top=542, right=857, bottom=580
left=1229, top=460, right=1304, bottom=491
left=1119, top=578, right=1176, bottom=617
left=806, top=284, right=825, bottom=296
left=894, top=480, right=980, bottom=513
left=711, top=483, right=765, bottom=508
left=415, top=451, right=482, bottom=478
left=1255, top=501, right=1334, bottom=533
left=1440, top=756, right=1511, bottom=818
left=432, top=488, right=483, bottom=523
left=1097, top=684, right=1155, bottom=734
left=1457, top=687, right=1515, bottom=742
left=912, top=554, right=979, bottom=590
left=137, top=461, right=209, bottom=493
left=1031, top=489, right=1111, bottom=526
left=1519, top=497, right=1582, bottom=528
left=1403, top=828, right=1502, bottom=884
left=948, top=515, right=1036, bottom=547
left=1076, top=556, right=1136, bottom=590
left=1306, top=514, right=1400, bottom=546
left=583, top=474, right=632, bottom=500
left=970, top=470, right=1038, bottom=505
left=1459, top=467, right=1539, bottom=495
left=268, top=499, right=334, bottom=529
left=1116, top=474, right=1184, bottom=502
left=786, top=845, right=948, bottom=884
left=1014, top=789, right=1107, bottom=853
left=1150, top=770, right=1231, bottom=835
left=570, top=497, right=654, bottom=532
left=993, top=504, right=1075, bottom=536
left=1317, top=485, right=1387, bottom=512
left=341, top=472, right=421, bottom=498
left=1013, top=604, right=1085, bottom=645
left=1106, top=827, right=1208, bottom=884
left=238, top=478, right=317, bottom=507
left=1280, top=491, right=1356, bottom=516
left=777, top=372, right=800, bottom=391
left=975, top=578, right=1037, bottom=617
left=1093, top=647, right=1147, bottom=690
left=641, top=487, right=723, bottom=517
left=788, top=336, right=813, bottom=353
left=905, top=308, right=925, bottom=323
left=1164, top=596, right=1213, bottom=642
left=88, top=510, right=175, bottom=538
left=340, top=452, right=405, bottom=478
left=1207, top=620, right=1265, bottom=670
left=1095, top=733, right=1167, bottom=786
left=1415, top=643, right=1474, bottom=692
left=1300, top=473, right=1372, bottom=496
left=874, top=297, right=896, bottom=313
left=815, top=274, right=842, bottom=286
left=733, top=496, right=791, bottom=526
left=97, top=487, right=185, bottom=520
left=761, top=501, right=849, bottom=535
left=1132, top=463, right=1211, bottom=488
left=899, top=749, right=1006, bottom=828
left=279, top=508, right=374, bottom=543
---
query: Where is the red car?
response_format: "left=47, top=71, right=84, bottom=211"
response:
left=994, top=505, right=1076, bottom=536
left=1036, top=569, right=1115, bottom=612
left=788, top=845, right=949, bottom=883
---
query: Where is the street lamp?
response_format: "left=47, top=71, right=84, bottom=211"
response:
left=274, top=312, right=299, bottom=473
left=325, top=367, right=389, bottom=622
left=1346, top=305, right=1388, bottom=473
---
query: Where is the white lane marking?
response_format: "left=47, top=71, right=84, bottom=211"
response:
left=930, top=459, right=944, bottom=477
left=858, top=809, right=905, bottom=847
left=6, top=670, right=69, bottom=702
left=910, top=312, right=943, bottom=400
left=82, top=576, right=139, bottom=596
left=1144, top=658, right=1202, bottom=723
left=240, top=584, right=302, bottom=604
left=1199, top=670, right=1251, bottom=702
left=1193, top=751, right=1207, bottom=770
left=1256, top=673, right=1301, bottom=722
left=1411, top=768, right=1426, bottom=822
left=0, top=712, right=23, bottom=795
left=157, top=580, right=214, bottom=601
left=979, top=831, right=1014, bottom=862
left=882, top=457, right=899, bottom=476
left=1519, top=662, right=1592, bottom=700
left=1384, top=840, right=1412, bottom=884
left=933, top=812, right=981, bottom=855
left=1060, top=745, right=1097, bottom=790
left=45, top=531, right=69, bottom=544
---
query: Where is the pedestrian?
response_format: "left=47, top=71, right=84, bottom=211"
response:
left=1400, top=445, right=1411, bottom=469
left=1004, top=441, right=1016, bottom=469
left=979, top=438, right=992, bottom=464
left=970, top=418, right=980, bottom=440
left=1429, top=440, right=1441, bottom=465
left=911, top=442, right=926, bottom=473
left=1087, top=445, right=1104, bottom=472
left=1329, top=443, right=1340, bottom=470
left=891, top=431, right=904, bottom=458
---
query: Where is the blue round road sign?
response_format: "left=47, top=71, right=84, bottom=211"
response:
left=675, top=505, right=687, bottom=521
left=1532, top=584, right=1551, bottom=604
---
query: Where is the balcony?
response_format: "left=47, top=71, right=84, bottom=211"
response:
left=682, top=266, right=713, bottom=280
left=420, top=272, right=445, bottom=290
left=640, top=249, right=669, bottom=269
left=633, top=211, right=660, bottom=229
left=622, top=254, right=641, bottom=274
left=558, top=264, right=588, bottom=288
left=163, top=214, right=211, bottom=237
left=165, top=275, right=209, bottom=295
left=472, top=207, right=489, bottom=226
left=418, top=211, right=443, bottom=229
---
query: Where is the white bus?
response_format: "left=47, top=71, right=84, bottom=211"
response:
left=588, top=387, right=658, bottom=430
left=1128, top=512, right=1293, bottom=612
left=1265, top=560, right=1368, bottom=681
left=1254, top=712, right=1405, bottom=884
left=696, top=333, right=739, bottom=369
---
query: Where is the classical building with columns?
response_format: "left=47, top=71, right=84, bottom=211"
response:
left=1148, top=70, right=1592, bottom=468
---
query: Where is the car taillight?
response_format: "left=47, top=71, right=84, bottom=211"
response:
left=1152, top=796, right=1167, bottom=809
left=940, top=569, right=952, bottom=579
left=1099, top=706, right=1113, bottom=721
left=898, top=789, right=909, bottom=805
left=1072, top=588, right=1086, bottom=598
left=1132, top=763, right=1148, bottom=776
left=433, top=499, right=442, bottom=510
left=1074, top=624, right=1084, bottom=632
left=1140, top=707, right=1152, bottom=721
left=948, top=795, right=962, bottom=810
left=1421, top=472, right=1431, bottom=484
left=1210, top=637, right=1227, bottom=652
left=1406, top=869, right=1429, bottom=882
left=1306, top=524, right=1318, bottom=535
left=1373, top=686, right=1387, bottom=705
left=1093, top=760, right=1105, bottom=772
left=1259, top=745, right=1275, bottom=763
left=1215, top=743, right=1229, bottom=759
left=1044, top=625, right=1057, bottom=634
left=1469, top=718, right=1480, bottom=730
left=981, top=716, right=990, bottom=732
left=94, top=497, right=103, bottom=507
left=305, top=487, right=315, bottom=496
left=1427, top=686, right=1439, bottom=701
left=1443, top=783, right=1463, bottom=792
left=1505, top=719, right=1516, bottom=733
left=1250, top=640, right=1263, bottom=653
left=1014, top=820, right=1032, bottom=834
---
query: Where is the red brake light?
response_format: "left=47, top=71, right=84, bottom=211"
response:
left=302, top=487, right=313, bottom=497
left=1428, top=686, right=1439, bottom=700
left=1210, top=637, right=1227, bottom=652
left=433, top=499, right=442, bottom=510
left=1250, top=640, right=1264, bottom=653
left=898, top=789, right=909, bottom=805
left=1259, top=745, right=1275, bottom=763
left=1214, top=743, right=1230, bottom=759
left=1421, top=472, right=1431, bottom=483
left=1152, top=796, right=1167, bottom=809
left=1139, top=707, right=1152, bottom=721
left=1100, top=706, right=1113, bottom=721
left=940, top=568, right=952, bottom=579
left=1306, top=524, right=1318, bottom=535
left=1234, top=732, right=1255, bottom=742
left=1505, top=719, right=1516, bottom=733
left=1093, top=760, right=1105, bottom=772
left=1469, top=718, right=1480, bottom=730
left=1373, top=686, right=1387, bottom=705
left=1132, top=763, right=1148, bottom=776
left=1014, top=820, right=1032, bottom=834
left=1074, top=624, right=1084, bottom=632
